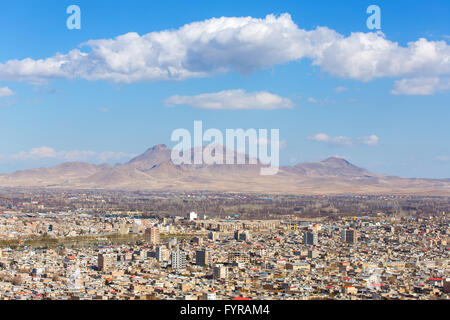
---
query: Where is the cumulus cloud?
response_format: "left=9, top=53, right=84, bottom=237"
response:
left=309, top=133, right=379, bottom=147
left=391, top=77, right=450, bottom=95
left=0, top=14, right=305, bottom=83
left=313, top=33, right=450, bottom=82
left=358, top=134, right=379, bottom=146
left=164, top=89, right=294, bottom=110
left=309, top=133, right=352, bottom=146
left=0, top=87, right=14, bottom=97
left=0, top=14, right=449, bottom=94
left=8, top=146, right=135, bottom=163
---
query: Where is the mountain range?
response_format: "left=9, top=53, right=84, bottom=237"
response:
left=0, top=144, right=449, bottom=195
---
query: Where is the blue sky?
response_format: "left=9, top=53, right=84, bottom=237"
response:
left=0, top=0, right=449, bottom=178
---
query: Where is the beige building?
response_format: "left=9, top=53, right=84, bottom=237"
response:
left=145, top=227, right=160, bottom=245
left=213, top=264, right=228, bottom=280
left=98, top=253, right=114, bottom=272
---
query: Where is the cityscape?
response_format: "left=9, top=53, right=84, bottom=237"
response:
left=0, top=0, right=449, bottom=307
left=0, top=190, right=448, bottom=300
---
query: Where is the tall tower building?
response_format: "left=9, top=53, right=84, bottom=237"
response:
left=213, top=264, right=228, bottom=280
left=171, top=249, right=186, bottom=270
left=98, top=253, right=113, bottom=271
left=155, top=245, right=170, bottom=262
left=196, top=249, right=211, bottom=267
left=145, top=227, right=160, bottom=245
left=341, top=229, right=358, bottom=244
left=303, top=231, right=318, bottom=245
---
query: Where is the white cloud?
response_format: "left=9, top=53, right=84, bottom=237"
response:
left=313, top=33, right=450, bottom=82
left=306, top=97, right=335, bottom=105
left=164, top=89, right=294, bottom=110
left=309, top=133, right=379, bottom=147
left=0, top=14, right=305, bottom=83
left=9, top=146, right=135, bottom=163
left=358, top=134, right=379, bottom=146
left=0, top=87, right=14, bottom=97
left=391, top=77, right=450, bottom=95
left=0, top=14, right=449, bottom=94
left=334, top=86, right=348, bottom=93
left=436, top=155, right=450, bottom=161
left=309, top=133, right=331, bottom=142
left=308, top=133, right=352, bottom=146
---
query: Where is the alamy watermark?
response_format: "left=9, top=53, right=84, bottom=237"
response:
left=64, top=6, right=381, bottom=34
left=66, top=5, right=81, bottom=30
left=366, top=5, right=381, bottom=30
left=170, top=121, right=280, bottom=176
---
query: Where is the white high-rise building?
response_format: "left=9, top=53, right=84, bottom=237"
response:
left=189, top=212, right=198, bottom=221
left=156, top=246, right=170, bottom=262
left=171, top=249, right=186, bottom=270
